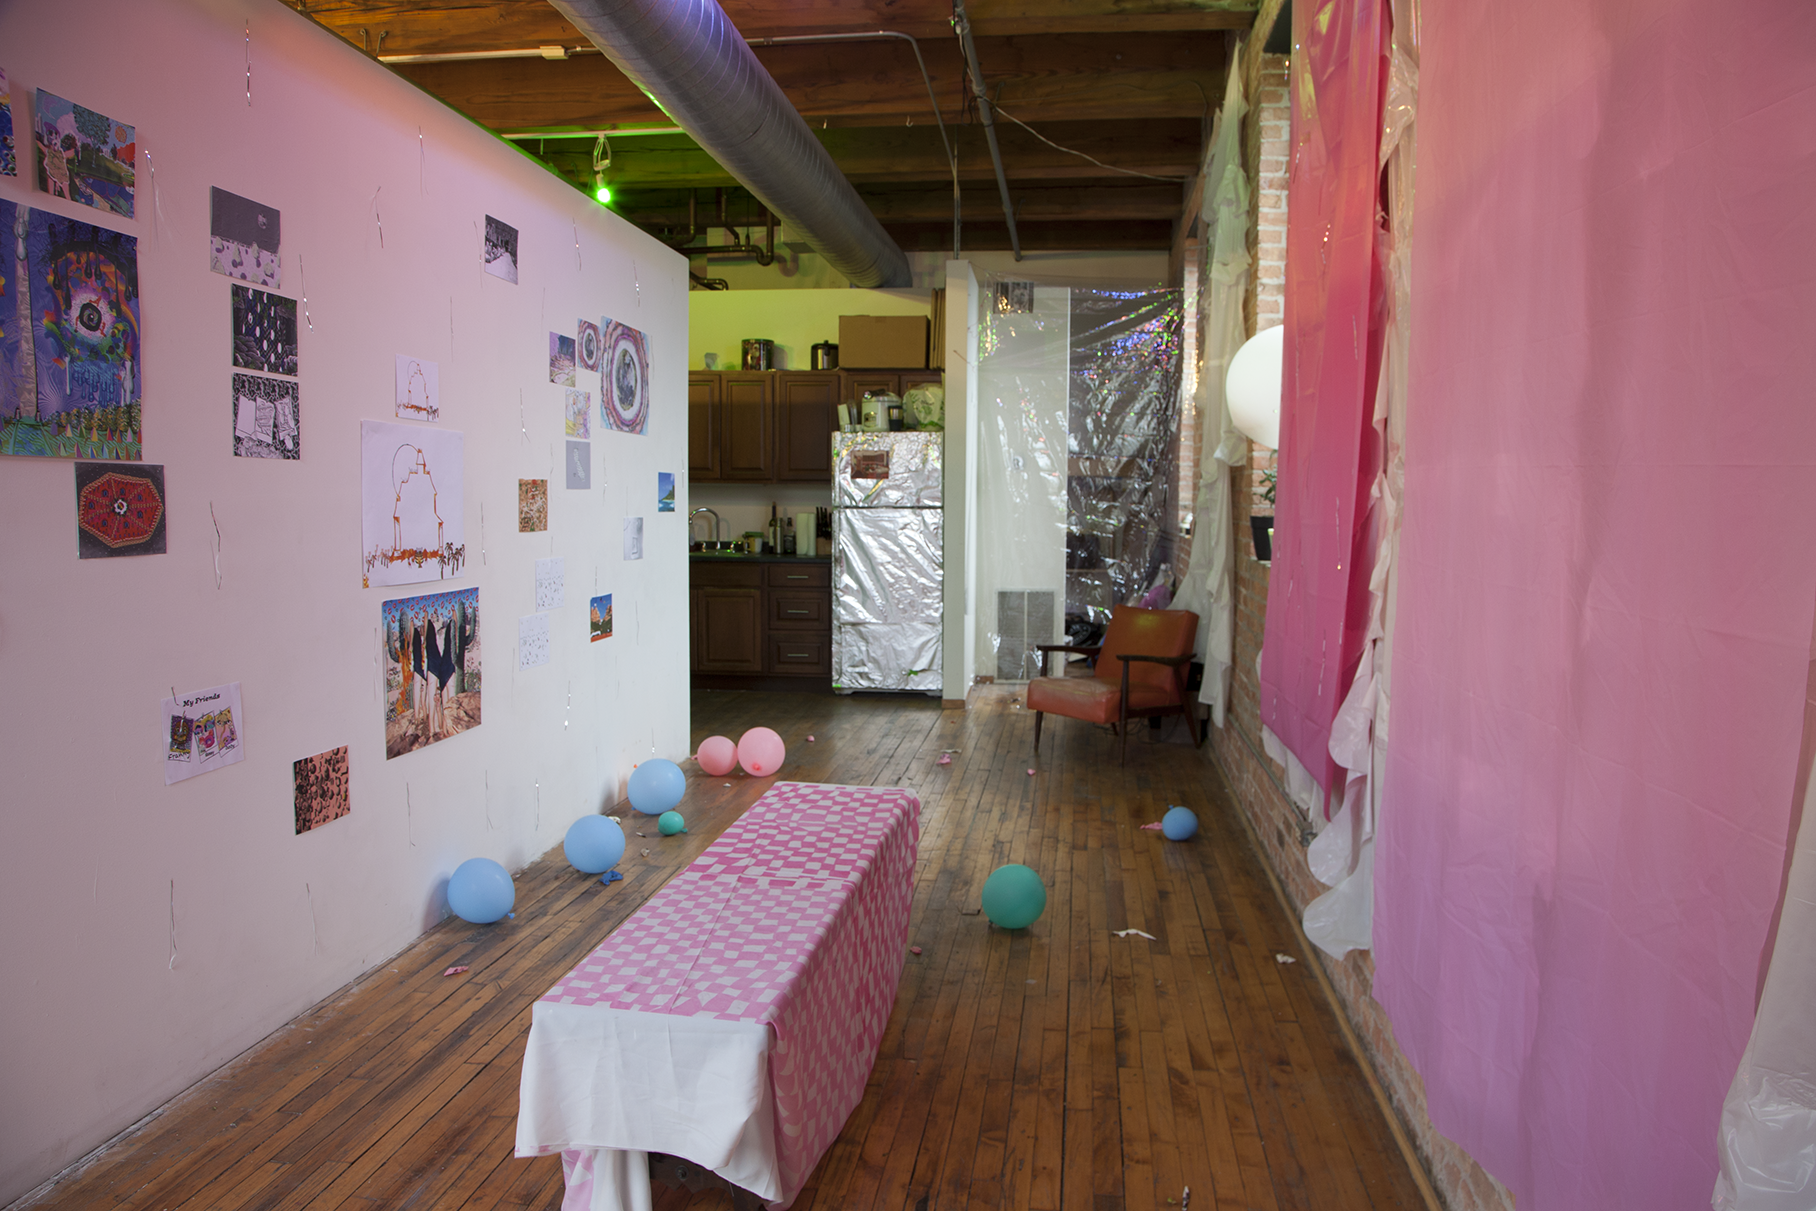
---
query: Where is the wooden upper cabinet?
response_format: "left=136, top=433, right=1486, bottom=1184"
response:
left=775, top=373, right=841, bottom=482
left=720, top=373, right=774, bottom=481
left=688, top=373, right=721, bottom=480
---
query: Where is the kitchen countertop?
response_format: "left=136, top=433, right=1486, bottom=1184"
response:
left=689, top=552, right=831, bottom=564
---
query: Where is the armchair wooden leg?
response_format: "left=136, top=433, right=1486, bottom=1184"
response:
left=1185, top=704, right=1202, bottom=749
left=1033, top=711, right=1043, bottom=753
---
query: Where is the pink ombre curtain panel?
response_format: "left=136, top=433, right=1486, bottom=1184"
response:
left=1373, top=1, right=1816, bottom=1206
left=1258, top=0, right=1388, bottom=802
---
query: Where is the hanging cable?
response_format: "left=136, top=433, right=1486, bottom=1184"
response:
left=991, top=107, right=1188, bottom=182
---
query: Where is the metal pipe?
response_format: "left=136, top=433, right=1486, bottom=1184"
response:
left=549, top=0, right=911, bottom=288
left=951, top=0, right=1020, bottom=260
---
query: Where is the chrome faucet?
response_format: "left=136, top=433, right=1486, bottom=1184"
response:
left=689, top=507, right=727, bottom=544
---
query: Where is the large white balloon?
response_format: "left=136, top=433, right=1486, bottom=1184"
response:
left=1225, top=324, right=1284, bottom=449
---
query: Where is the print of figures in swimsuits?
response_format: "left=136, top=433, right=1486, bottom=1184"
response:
left=382, top=587, right=480, bottom=759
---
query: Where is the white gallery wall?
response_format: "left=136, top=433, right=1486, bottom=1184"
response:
left=0, top=0, right=689, bottom=1200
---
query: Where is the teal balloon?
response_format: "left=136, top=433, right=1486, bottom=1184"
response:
left=1161, top=806, right=1199, bottom=841
left=448, top=858, right=515, bottom=924
left=980, top=864, right=1047, bottom=929
left=564, top=815, right=626, bottom=873
left=658, top=810, right=686, bottom=836
left=628, top=758, right=686, bottom=815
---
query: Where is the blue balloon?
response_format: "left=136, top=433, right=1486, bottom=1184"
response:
left=980, top=864, right=1047, bottom=929
left=564, top=815, right=626, bottom=873
left=448, top=857, right=515, bottom=924
left=1161, top=806, right=1199, bottom=841
left=628, top=758, right=686, bottom=815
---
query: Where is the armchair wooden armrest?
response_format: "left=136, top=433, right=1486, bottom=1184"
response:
left=1113, top=653, right=1193, bottom=667
left=1034, top=642, right=1101, bottom=678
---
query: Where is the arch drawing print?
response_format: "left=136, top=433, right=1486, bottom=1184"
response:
left=360, top=419, right=465, bottom=588
left=394, top=355, right=439, bottom=422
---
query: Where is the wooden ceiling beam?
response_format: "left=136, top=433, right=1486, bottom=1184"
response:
left=393, top=33, right=1228, bottom=132
left=882, top=219, right=1176, bottom=251
left=610, top=181, right=1182, bottom=227
left=282, top=0, right=1254, bottom=54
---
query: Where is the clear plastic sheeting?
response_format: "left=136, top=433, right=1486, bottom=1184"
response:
left=1716, top=729, right=1816, bottom=1209
left=973, top=275, right=1182, bottom=682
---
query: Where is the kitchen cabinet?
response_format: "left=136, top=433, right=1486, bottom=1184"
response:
left=689, top=369, right=941, bottom=484
left=690, top=558, right=832, bottom=685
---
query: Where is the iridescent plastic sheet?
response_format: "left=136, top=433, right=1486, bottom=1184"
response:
left=974, top=277, right=1182, bottom=681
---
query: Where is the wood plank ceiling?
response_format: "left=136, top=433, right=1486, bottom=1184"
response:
left=282, top=0, right=1261, bottom=272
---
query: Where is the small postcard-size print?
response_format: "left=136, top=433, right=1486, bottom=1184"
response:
left=232, top=373, right=300, bottom=460
left=164, top=682, right=246, bottom=785
left=657, top=471, right=675, bottom=513
left=577, top=319, right=601, bottom=372
left=35, top=90, right=134, bottom=217
left=395, top=355, right=439, bottom=422
left=518, top=478, right=548, bottom=532
left=294, top=746, right=350, bottom=835
left=76, top=461, right=165, bottom=558
left=535, top=556, right=565, bottom=611
left=623, top=517, right=643, bottom=561
left=519, top=612, right=551, bottom=670
left=549, top=332, right=576, bottom=387
left=565, top=440, right=591, bottom=490
left=210, top=187, right=281, bottom=287
left=590, top=594, right=613, bottom=642
left=484, top=215, right=518, bottom=283
left=565, top=388, right=590, bottom=439
left=232, top=285, right=299, bottom=377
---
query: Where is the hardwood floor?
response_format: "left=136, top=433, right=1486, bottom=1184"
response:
left=17, top=687, right=1431, bottom=1211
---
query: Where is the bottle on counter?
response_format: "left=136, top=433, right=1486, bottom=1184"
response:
left=783, top=517, right=796, bottom=555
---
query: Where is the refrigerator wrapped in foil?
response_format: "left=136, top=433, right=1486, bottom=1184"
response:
left=832, top=432, right=943, bottom=694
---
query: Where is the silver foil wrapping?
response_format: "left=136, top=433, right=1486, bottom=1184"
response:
left=832, top=505, right=943, bottom=693
left=832, top=431, right=943, bottom=508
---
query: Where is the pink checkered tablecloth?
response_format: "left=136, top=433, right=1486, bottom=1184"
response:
left=516, top=782, right=919, bottom=1209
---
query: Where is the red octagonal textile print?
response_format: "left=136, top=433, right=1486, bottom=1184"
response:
left=75, top=461, right=165, bottom=558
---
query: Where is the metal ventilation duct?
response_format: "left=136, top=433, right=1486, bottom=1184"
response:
left=549, top=0, right=913, bottom=289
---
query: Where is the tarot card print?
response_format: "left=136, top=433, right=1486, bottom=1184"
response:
left=483, top=215, right=518, bottom=283
left=360, top=420, right=466, bottom=588
left=35, top=90, right=134, bottom=218
left=518, top=478, right=548, bottom=532
left=565, top=439, right=590, bottom=490
left=383, top=588, right=481, bottom=759
left=293, top=746, right=351, bottom=835
left=0, top=68, right=14, bottom=178
left=657, top=472, right=675, bottom=512
left=577, top=320, right=601, bottom=372
left=75, top=461, right=165, bottom=558
left=232, top=373, right=300, bottom=460
left=162, top=682, right=245, bottom=785
left=395, top=355, right=439, bottom=422
left=599, top=318, right=649, bottom=435
left=232, top=285, right=298, bottom=377
left=565, top=388, right=590, bottom=438
left=535, top=556, right=565, bottom=610
left=9, top=209, right=141, bottom=460
left=549, top=332, right=576, bottom=386
left=518, top=612, right=551, bottom=669
left=590, top=593, right=612, bottom=642
left=210, top=187, right=281, bottom=287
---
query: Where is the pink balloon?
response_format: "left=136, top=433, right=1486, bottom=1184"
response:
left=737, top=727, right=786, bottom=778
left=696, top=735, right=738, bottom=777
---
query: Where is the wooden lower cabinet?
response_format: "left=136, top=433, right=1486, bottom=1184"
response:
left=690, top=560, right=831, bottom=683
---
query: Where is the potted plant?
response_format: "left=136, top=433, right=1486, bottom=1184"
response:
left=1250, top=467, right=1276, bottom=562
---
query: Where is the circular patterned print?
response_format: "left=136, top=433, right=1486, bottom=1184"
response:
left=600, top=320, right=649, bottom=434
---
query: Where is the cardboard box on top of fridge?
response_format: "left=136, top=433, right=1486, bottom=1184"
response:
left=839, top=315, right=929, bottom=368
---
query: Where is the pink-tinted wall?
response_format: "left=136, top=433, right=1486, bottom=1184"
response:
left=1374, top=1, right=1816, bottom=1205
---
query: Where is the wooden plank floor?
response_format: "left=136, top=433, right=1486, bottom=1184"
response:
left=17, top=687, right=1430, bottom=1211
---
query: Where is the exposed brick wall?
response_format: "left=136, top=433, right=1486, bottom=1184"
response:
left=1207, top=50, right=1516, bottom=1211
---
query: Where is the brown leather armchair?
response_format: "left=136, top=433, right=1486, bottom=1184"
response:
left=1027, top=605, right=1202, bottom=764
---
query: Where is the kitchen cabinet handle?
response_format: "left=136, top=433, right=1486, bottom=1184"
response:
left=785, top=574, right=808, bottom=580
left=786, top=652, right=810, bottom=658
left=785, top=609, right=809, bottom=615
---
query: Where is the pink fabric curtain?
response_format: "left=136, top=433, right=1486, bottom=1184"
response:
left=1373, top=1, right=1816, bottom=1206
left=1257, top=0, right=1389, bottom=803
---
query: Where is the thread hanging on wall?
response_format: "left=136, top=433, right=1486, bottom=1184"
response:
left=406, top=782, right=416, bottom=846
left=485, top=770, right=496, bottom=830
left=306, top=882, right=319, bottom=954
left=298, top=253, right=314, bottom=330
left=534, top=779, right=541, bottom=830
left=209, top=502, right=223, bottom=589
left=245, top=23, right=253, bottom=106
left=168, top=879, right=178, bottom=970
left=479, top=501, right=487, bottom=566
left=565, top=680, right=572, bottom=731
left=143, top=147, right=170, bottom=241
left=573, top=220, right=582, bottom=271
left=370, top=186, right=384, bottom=248
left=418, top=127, right=426, bottom=195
